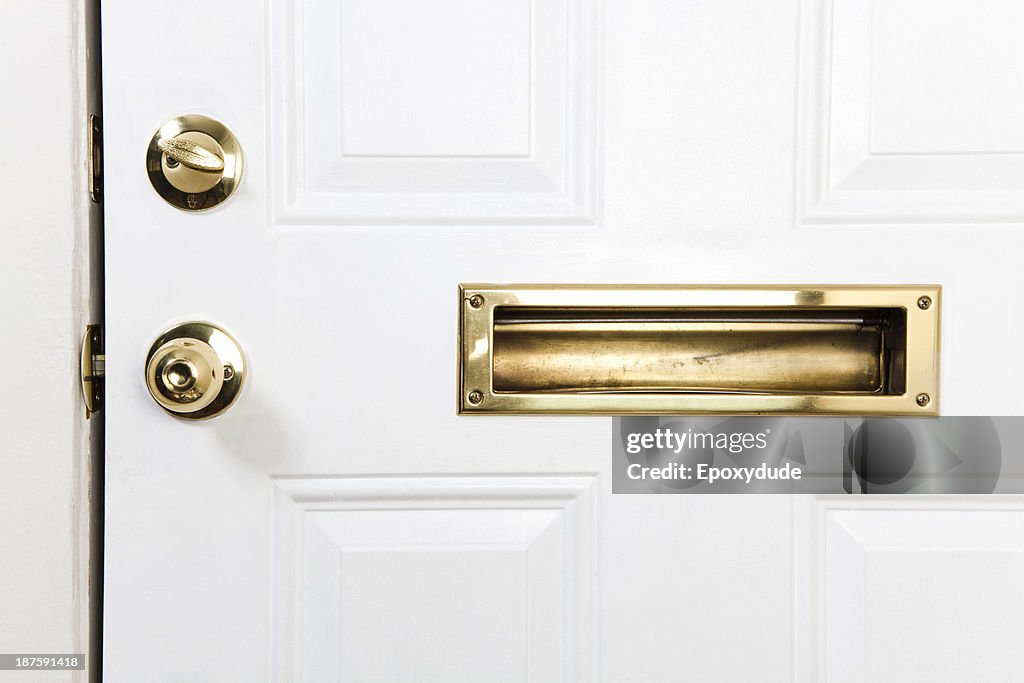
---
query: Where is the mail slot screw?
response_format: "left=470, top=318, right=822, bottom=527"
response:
left=917, top=296, right=932, bottom=310
left=916, top=393, right=931, bottom=407
left=467, top=390, right=484, bottom=405
left=468, top=295, right=484, bottom=309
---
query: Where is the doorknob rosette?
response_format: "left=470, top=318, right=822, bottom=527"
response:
left=146, top=114, right=243, bottom=211
left=145, top=321, right=246, bottom=420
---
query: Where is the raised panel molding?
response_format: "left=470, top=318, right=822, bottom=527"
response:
left=270, top=475, right=597, bottom=682
left=269, top=0, right=599, bottom=225
left=795, top=497, right=1024, bottom=682
left=796, top=0, right=1024, bottom=225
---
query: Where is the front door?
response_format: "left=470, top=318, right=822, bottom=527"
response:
left=102, top=0, right=1024, bottom=680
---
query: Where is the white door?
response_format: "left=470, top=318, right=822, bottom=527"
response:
left=102, top=0, right=1024, bottom=681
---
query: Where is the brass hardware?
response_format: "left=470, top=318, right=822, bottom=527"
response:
left=157, top=137, right=226, bottom=173
left=916, top=393, right=931, bottom=407
left=89, top=115, right=102, bottom=203
left=458, top=285, right=941, bottom=416
left=918, top=296, right=932, bottom=310
left=146, top=115, right=243, bottom=211
left=80, top=324, right=105, bottom=418
left=145, top=321, right=246, bottom=419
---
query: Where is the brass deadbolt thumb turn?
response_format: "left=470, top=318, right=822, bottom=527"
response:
left=145, top=321, right=246, bottom=420
left=156, top=137, right=225, bottom=173
left=147, top=114, right=243, bottom=211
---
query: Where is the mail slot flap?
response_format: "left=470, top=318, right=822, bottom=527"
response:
left=492, top=307, right=905, bottom=395
left=459, top=286, right=939, bottom=416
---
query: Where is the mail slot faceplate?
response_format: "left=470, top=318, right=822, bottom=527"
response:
left=458, top=285, right=940, bottom=415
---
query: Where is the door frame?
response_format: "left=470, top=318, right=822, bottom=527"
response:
left=0, top=0, right=103, bottom=680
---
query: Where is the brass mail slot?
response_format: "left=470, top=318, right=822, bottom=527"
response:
left=458, top=285, right=941, bottom=415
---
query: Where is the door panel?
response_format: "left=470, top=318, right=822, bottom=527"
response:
left=270, top=0, right=597, bottom=224
left=103, top=0, right=1024, bottom=680
left=271, top=477, right=596, bottom=681
left=795, top=499, right=1024, bottom=682
left=798, top=0, right=1024, bottom=222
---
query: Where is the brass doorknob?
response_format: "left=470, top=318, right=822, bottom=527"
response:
left=147, top=114, right=243, bottom=211
left=145, top=322, right=246, bottom=419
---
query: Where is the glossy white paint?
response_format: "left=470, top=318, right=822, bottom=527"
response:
left=797, top=0, right=1024, bottom=223
left=272, top=476, right=596, bottom=681
left=102, top=0, right=1024, bottom=680
left=271, top=0, right=597, bottom=224
left=0, top=1, right=96, bottom=681
left=796, top=498, right=1024, bottom=682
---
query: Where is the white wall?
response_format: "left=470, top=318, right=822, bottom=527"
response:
left=0, top=1, right=96, bottom=681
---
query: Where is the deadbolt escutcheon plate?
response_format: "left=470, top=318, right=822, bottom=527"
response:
left=145, top=321, right=246, bottom=420
left=147, top=115, right=243, bottom=211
